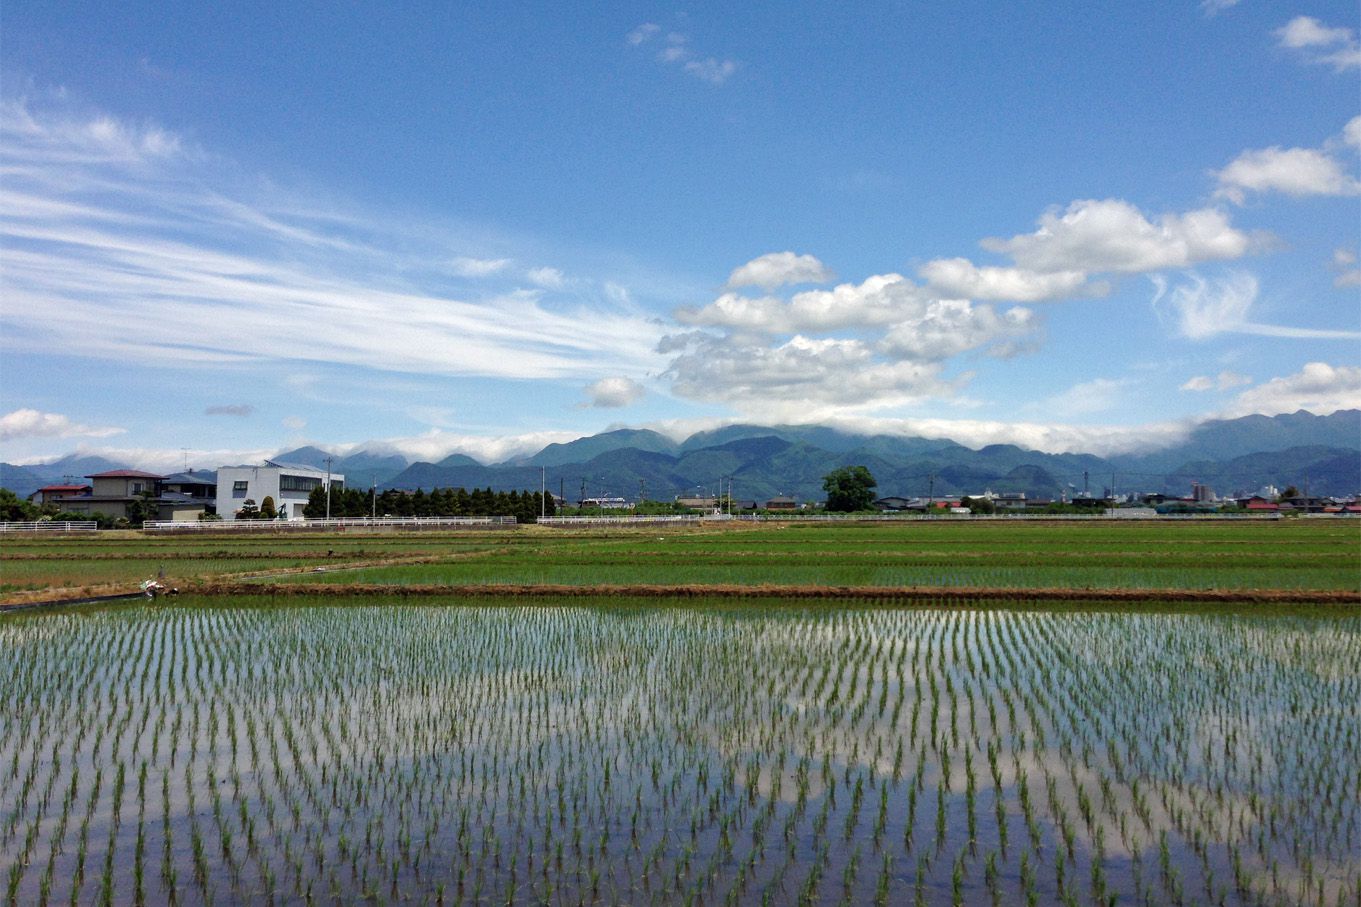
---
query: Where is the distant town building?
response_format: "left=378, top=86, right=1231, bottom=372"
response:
left=27, top=483, right=92, bottom=505
left=764, top=495, right=799, bottom=511
left=38, top=470, right=206, bottom=521
left=215, top=461, right=343, bottom=520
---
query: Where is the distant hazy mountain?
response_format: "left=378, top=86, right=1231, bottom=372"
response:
left=0, top=463, right=46, bottom=499
left=523, top=429, right=680, bottom=467
left=5, top=410, right=1358, bottom=502
left=380, top=411, right=1361, bottom=501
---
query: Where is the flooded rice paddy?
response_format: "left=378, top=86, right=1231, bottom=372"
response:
left=2, top=597, right=1358, bottom=906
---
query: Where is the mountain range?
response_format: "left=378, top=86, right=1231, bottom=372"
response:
left=3, top=410, right=1358, bottom=503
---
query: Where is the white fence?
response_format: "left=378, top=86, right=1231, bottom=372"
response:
left=143, top=516, right=517, bottom=532
left=539, top=515, right=707, bottom=526
left=0, top=520, right=99, bottom=533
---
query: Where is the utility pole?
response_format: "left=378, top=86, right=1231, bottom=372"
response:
left=1083, top=470, right=1089, bottom=497
left=371, top=479, right=376, bottom=520
left=580, top=477, right=587, bottom=513
left=325, top=456, right=333, bottom=520
left=639, top=479, right=646, bottom=509
left=928, top=474, right=935, bottom=509
left=1111, top=472, right=1116, bottom=502
left=541, top=467, right=546, bottom=520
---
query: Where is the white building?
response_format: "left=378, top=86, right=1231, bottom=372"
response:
left=215, top=460, right=344, bottom=520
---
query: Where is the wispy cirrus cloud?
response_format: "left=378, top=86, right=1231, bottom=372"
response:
left=1151, top=271, right=1361, bottom=342
left=0, top=94, right=666, bottom=384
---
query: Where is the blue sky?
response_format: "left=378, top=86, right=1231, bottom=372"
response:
left=2, top=1, right=1358, bottom=469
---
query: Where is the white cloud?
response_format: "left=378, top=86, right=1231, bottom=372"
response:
left=282, top=416, right=306, bottom=431
left=0, top=97, right=666, bottom=383
left=1180, top=371, right=1251, bottom=392
left=583, top=376, right=645, bottom=408
left=1332, top=247, right=1361, bottom=288
left=1200, top=0, right=1241, bottom=15
left=1037, top=377, right=1133, bottom=417
left=1154, top=271, right=1361, bottom=341
left=726, top=251, right=834, bottom=291
left=683, top=58, right=739, bottom=85
left=1215, top=141, right=1361, bottom=203
left=525, top=266, right=566, bottom=289
left=679, top=273, right=926, bottom=333
left=450, top=256, right=511, bottom=277
left=626, top=23, right=661, bottom=46
left=1223, top=362, right=1361, bottom=417
left=631, top=28, right=738, bottom=85
left=1344, top=115, right=1361, bottom=149
left=918, top=257, right=1092, bottom=302
left=1275, top=16, right=1361, bottom=71
left=878, top=301, right=1035, bottom=362
left=663, top=332, right=955, bottom=419
left=0, top=408, right=125, bottom=442
left=982, top=199, right=1253, bottom=275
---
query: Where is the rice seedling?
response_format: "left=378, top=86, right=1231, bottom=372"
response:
left=0, top=595, right=1357, bottom=903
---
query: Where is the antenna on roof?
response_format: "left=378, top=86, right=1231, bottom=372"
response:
left=181, top=448, right=189, bottom=473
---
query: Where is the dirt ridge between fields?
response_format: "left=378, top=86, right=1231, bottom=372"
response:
left=185, top=581, right=1361, bottom=604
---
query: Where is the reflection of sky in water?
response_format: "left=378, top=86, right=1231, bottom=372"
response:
left=0, top=601, right=1357, bottom=906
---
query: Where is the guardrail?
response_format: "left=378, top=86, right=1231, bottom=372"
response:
left=143, top=516, right=518, bottom=532
left=0, top=520, right=100, bottom=533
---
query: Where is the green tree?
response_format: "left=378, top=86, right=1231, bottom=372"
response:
left=236, top=498, right=260, bottom=520
left=0, top=488, right=38, bottom=522
left=259, top=495, right=278, bottom=519
left=961, top=495, right=995, bottom=515
left=822, top=465, right=878, bottom=512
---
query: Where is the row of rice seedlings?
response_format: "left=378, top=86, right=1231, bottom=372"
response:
left=2, top=600, right=1357, bottom=905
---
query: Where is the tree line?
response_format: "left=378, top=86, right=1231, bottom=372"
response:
left=303, top=486, right=556, bottom=522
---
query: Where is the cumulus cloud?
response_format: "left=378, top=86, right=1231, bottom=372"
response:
left=1153, top=271, right=1361, bottom=341
left=663, top=332, right=954, bottom=419
left=450, top=256, right=511, bottom=277
left=982, top=199, right=1253, bottom=275
left=628, top=26, right=739, bottom=84
left=878, top=302, right=1035, bottom=362
left=205, top=404, right=254, bottom=417
left=583, top=376, right=645, bottom=408
left=680, top=274, right=930, bottom=333
left=918, top=258, right=1092, bottom=302
left=1275, top=16, right=1361, bottom=70
left=1215, top=121, right=1361, bottom=203
left=0, top=408, right=124, bottom=442
left=914, top=199, right=1256, bottom=305
left=1223, top=362, right=1361, bottom=417
left=726, top=252, right=834, bottom=291
left=1180, top=371, right=1251, bottom=392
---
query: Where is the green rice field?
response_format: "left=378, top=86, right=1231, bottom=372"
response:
left=3, top=520, right=1358, bottom=598
left=2, top=598, right=1358, bottom=906
left=262, top=521, right=1359, bottom=592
